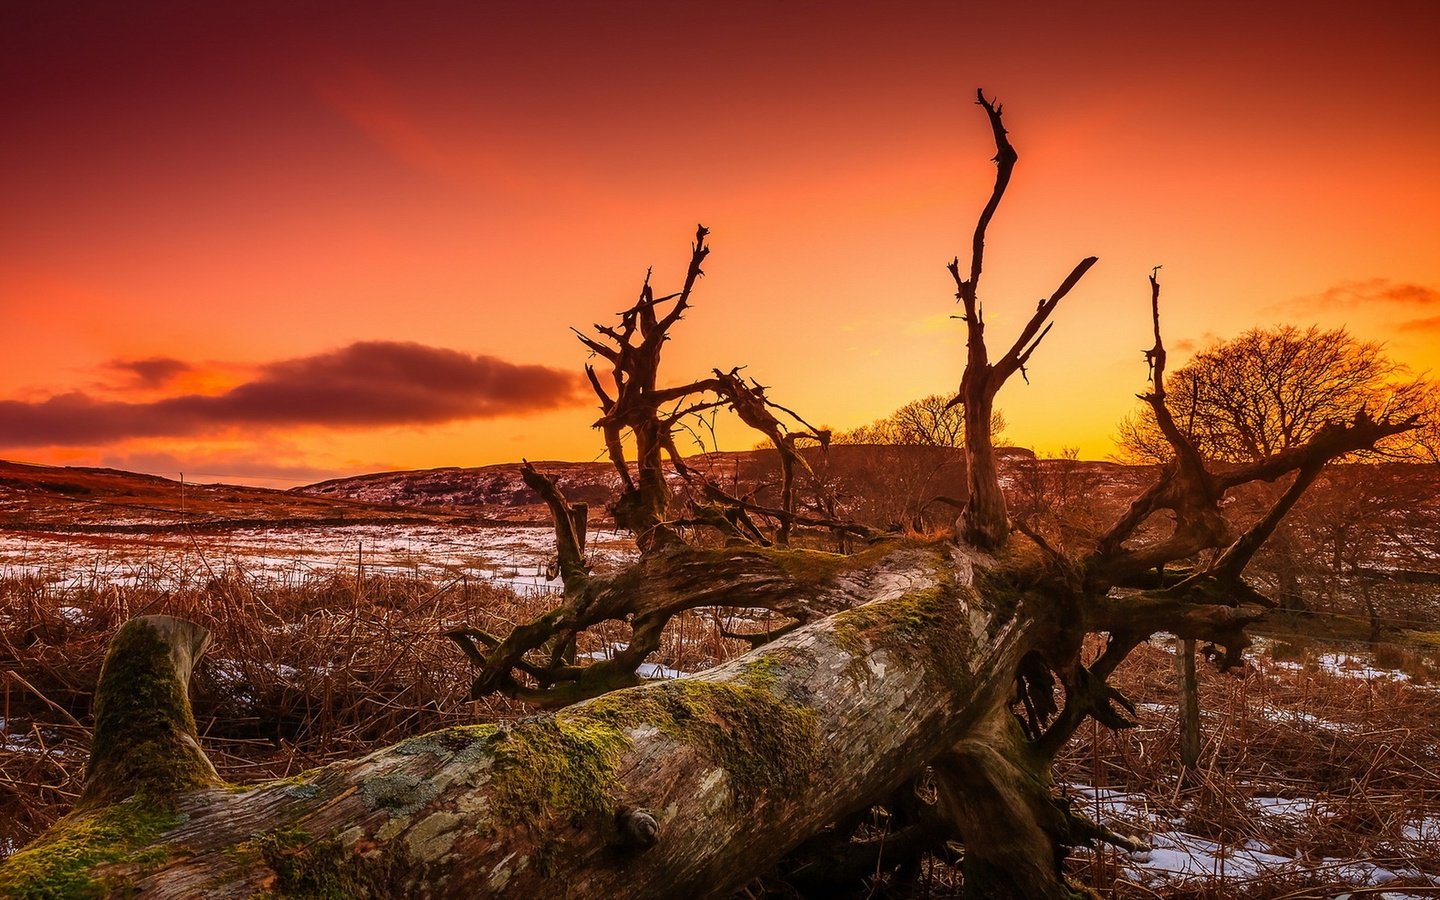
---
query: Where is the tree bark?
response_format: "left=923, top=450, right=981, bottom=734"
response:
left=962, top=390, right=1010, bottom=549
left=0, top=543, right=1062, bottom=900
left=935, top=713, right=1084, bottom=900
left=1176, top=637, right=1201, bottom=770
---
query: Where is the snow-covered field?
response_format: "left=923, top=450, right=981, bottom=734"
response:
left=1273, top=651, right=1430, bottom=684
left=0, top=524, right=635, bottom=596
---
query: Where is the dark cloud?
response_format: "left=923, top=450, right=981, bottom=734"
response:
left=0, top=342, right=584, bottom=447
left=1305, top=279, right=1440, bottom=310
left=106, top=356, right=193, bottom=388
left=1401, top=316, right=1440, bottom=333
left=1170, top=332, right=1218, bottom=356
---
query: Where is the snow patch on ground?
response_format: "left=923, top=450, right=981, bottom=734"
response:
left=1404, top=817, right=1440, bottom=843
left=1266, top=652, right=1416, bottom=683
left=1067, top=783, right=1439, bottom=890
left=1253, top=795, right=1316, bottom=819
left=0, top=718, right=63, bottom=758
left=581, top=645, right=689, bottom=680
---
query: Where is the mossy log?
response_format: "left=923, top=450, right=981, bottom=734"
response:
left=0, top=543, right=1066, bottom=899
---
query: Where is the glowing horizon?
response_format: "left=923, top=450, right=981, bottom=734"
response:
left=3, top=2, right=1438, bottom=487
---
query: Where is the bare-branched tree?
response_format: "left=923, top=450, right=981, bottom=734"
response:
left=1115, top=324, right=1427, bottom=464
left=2, top=91, right=1420, bottom=900
left=838, top=392, right=1003, bottom=448
left=444, top=226, right=860, bottom=708
left=824, top=393, right=1006, bottom=531
left=945, top=92, right=1098, bottom=549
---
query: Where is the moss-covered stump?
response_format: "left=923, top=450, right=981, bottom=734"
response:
left=81, top=616, right=221, bottom=809
left=2, top=544, right=1047, bottom=899
left=1, top=616, right=217, bottom=899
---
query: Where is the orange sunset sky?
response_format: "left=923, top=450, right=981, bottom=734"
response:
left=2, top=1, right=1438, bottom=486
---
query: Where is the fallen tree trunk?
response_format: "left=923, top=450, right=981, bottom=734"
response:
left=0, top=541, right=1057, bottom=899
left=8, top=87, right=1423, bottom=900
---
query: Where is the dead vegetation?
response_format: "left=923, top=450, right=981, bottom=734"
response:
left=0, top=562, right=757, bottom=856
left=4, top=553, right=1440, bottom=897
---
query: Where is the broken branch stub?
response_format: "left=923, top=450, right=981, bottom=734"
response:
left=80, top=615, right=220, bottom=810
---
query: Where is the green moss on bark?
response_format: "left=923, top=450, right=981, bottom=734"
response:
left=253, top=828, right=369, bottom=900
left=574, top=671, right=821, bottom=802
left=830, top=578, right=987, bottom=696
left=484, top=717, right=630, bottom=829
left=0, top=798, right=179, bottom=900
left=0, top=618, right=219, bottom=898
left=81, top=619, right=219, bottom=809
left=685, top=541, right=896, bottom=587
left=389, top=724, right=499, bottom=760
left=358, top=720, right=630, bottom=844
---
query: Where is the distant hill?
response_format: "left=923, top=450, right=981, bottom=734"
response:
left=0, top=459, right=470, bottom=532
left=298, top=459, right=623, bottom=516
left=293, top=445, right=1143, bottom=525
left=296, top=450, right=783, bottom=517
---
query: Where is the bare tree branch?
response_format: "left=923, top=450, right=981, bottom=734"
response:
left=993, top=256, right=1099, bottom=383
left=520, top=461, right=589, bottom=588
left=946, top=90, right=1097, bottom=549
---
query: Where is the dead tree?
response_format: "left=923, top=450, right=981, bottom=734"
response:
left=446, top=230, right=860, bottom=708
left=564, top=227, right=832, bottom=554
left=947, top=91, right=1097, bottom=550
left=570, top=226, right=712, bottom=551
left=1, top=91, right=1420, bottom=900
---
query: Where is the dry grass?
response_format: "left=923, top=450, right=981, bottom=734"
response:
left=4, top=553, right=1440, bottom=899
left=0, top=566, right=531, bottom=852
left=1057, top=635, right=1440, bottom=897
left=0, top=556, right=776, bottom=856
